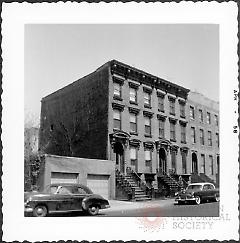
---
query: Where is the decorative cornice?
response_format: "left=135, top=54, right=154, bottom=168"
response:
left=169, top=117, right=178, bottom=123
left=170, top=144, right=179, bottom=152
left=157, top=90, right=166, bottom=97
left=128, top=106, right=140, bottom=114
left=143, top=110, right=154, bottom=118
left=112, top=102, right=125, bottom=111
left=128, top=81, right=140, bottom=89
left=112, top=74, right=124, bottom=85
left=179, top=120, right=188, bottom=126
left=178, top=98, right=186, bottom=104
left=180, top=146, right=189, bottom=154
left=143, top=141, right=155, bottom=150
left=143, top=86, right=153, bottom=93
left=110, top=60, right=190, bottom=99
left=157, top=114, right=167, bottom=120
left=129, top=139, right=141, bottom=148
left=168, top=95, right=176, bottom=101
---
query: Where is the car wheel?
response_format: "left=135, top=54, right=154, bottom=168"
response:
left=195, top=196, right=201, bottom=205
left=214, top=194, right=220, bottom=202
left=33, top=205, right=48, bottom=217
left=87, top=205, right=99, bottom=216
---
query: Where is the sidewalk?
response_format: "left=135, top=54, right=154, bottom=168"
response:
left=105, top=198, right=175, bottom=212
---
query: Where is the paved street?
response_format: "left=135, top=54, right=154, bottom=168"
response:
left=40, top=198, right=219, bottom=217
left=98, top=199, right=220, bottom=217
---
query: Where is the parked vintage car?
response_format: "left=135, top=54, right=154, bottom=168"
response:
left=24, top=183, right=110, bottom=217
left=175, top=182, right=219, bottom=205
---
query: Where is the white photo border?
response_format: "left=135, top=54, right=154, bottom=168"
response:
left=2, top=2, right=239, bottom=241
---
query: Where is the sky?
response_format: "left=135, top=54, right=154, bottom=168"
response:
left=24, top=24, right=219, bottom=123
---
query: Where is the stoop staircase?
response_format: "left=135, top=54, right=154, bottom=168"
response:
left=157, top=169, right=183, bottom=195
left=124, top=174, right=152, bottom=201
left=158, top=174, right=179, bottom=194
left=116, top=168, right=152, bottom=201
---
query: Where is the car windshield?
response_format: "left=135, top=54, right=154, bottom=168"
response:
left=187, top=185, right=202, bottom=190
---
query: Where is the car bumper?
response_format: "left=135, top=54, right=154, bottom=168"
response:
left=101, top=204, right=110, bottom=209
left=175, top=197, right=196, bottom=202
left=24, top=203, right=34, bottom=213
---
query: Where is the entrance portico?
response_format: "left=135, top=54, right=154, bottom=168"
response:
left=109, top=131, right=130, bottom=174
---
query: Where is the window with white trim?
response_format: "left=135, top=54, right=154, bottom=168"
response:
left=130, top=113, right=137, bottom=133
left=113, top=109, right=121, bottom=130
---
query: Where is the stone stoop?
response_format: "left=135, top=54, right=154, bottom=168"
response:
left=124, top=175, right=152, bottom=201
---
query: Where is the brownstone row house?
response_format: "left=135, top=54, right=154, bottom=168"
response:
left=39, top=60, right=219, bottom=200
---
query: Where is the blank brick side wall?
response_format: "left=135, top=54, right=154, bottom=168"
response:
left=39, top=65, right=110, bottom=160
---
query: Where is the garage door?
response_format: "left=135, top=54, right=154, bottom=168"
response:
left=51, top=172, right=78, bottom=184
left=87, top=174, right=110, bottom=199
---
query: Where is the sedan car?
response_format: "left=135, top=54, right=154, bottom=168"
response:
left=175, top=182, right=219, bottom=205
left=24, top=183, right=110, bottom=217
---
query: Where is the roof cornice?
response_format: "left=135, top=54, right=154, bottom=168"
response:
left=110, top=60, right=190, bottom=99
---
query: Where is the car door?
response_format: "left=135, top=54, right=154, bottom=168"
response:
left=70, top=186, right=89, bottom=210
left=202, top=184, right=210, bottom=199
left=54, top=186, right=75, bottom=212
left=207, top=184, right=216, bottom=199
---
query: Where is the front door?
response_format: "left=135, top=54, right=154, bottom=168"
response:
left=192, top=153, right=198, bottom=174
left=159, top=148, right=167, bottom=174
left=114, top=142, right=124, bottom=173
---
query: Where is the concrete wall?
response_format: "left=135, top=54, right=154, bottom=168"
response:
left=39, top=154, right=115, bottom=199
left=39, top=63, right=110, bottom=160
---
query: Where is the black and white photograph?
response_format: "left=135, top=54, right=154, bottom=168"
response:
left=2, top=2, right=239, bottom=242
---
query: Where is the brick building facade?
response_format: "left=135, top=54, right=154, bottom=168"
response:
left=39, top=60, right=219, bottom=198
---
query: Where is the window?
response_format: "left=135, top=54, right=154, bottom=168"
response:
left=209, top=155, right=214, bottom=175
left=182, top=152, right=187, bottom=174
left=190, top=106, right=195, bottom=119
left=208, top=131, right=212, bottom=146
left=144, top=91, right=151, bottom=107
left=158, top=96, right=164, bottom=112
left=171, top=150, right=177, bottom=172
left=216, top=133, right=219, bottom=147
left=170, top=121, right=176, bottom=141
left=145, top=149, right=152, bottom=166
left=200, top=154, right=205, bottom=173
left=130, top=147, right=137, bottom=166
left=191, top=127, right=196, bottom=143
left=215, top=115, right=219, bottom=126
left=50, top=186, right=58, bottom=194
left=113, top=109, right=121, bottom=130
left=129, top=87, right=137, bottom=103
left=144, top=116, right=151, bottom=136
left=199, top=109, right=203, bottom=122
left=207, top=112, right=211, bottom=124
left=76, top=187, right=88, bottom=195
left=200, top=129, right=204, bottom=145
left=179, top=103, right=186, bottom=117
left=113, top=82, right=121, bottom=98
left=58, top=186, right=72, bottom=195
left=159, top=119, right=165, bottom=138
left=130, top=113, right=137, bottom=133
left=180, top=124, right=186, bottom=143
left=169, top=99, right=175, bottom=115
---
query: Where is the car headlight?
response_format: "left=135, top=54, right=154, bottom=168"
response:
left=174, top=192, right=178, bottom=196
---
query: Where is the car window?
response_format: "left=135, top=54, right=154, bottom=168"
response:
left=58, top=186, right=72, bottom=195
left=50, top=186, right=58, bottom=194
left=187, top=185, right=202, bottom=190
left=77, top=187, right=88, bottom=194
left=203, top=185, right=209, bottom=190
left=208, top=184, right=214, bottom=189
